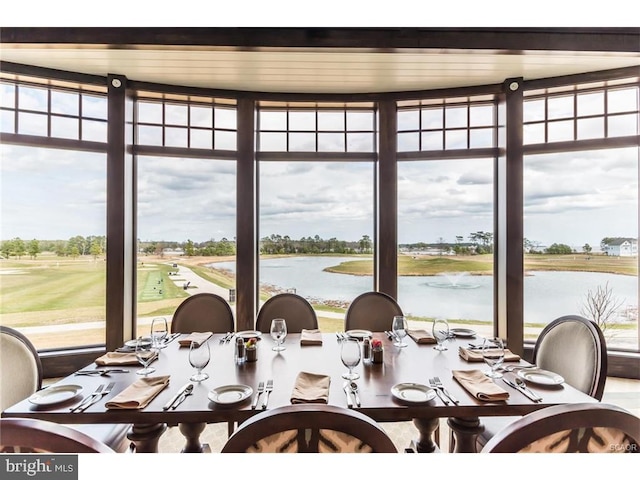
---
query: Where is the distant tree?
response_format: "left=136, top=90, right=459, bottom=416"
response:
left=13, top=237, right=26, bottom=259
left=27, top=239, right=40, bottom=259
left=1, top=240, right=12, bottom=258
left=184, top=239, right=195, bottom=257
left=90, top=239, right=102, bottom=259
left=583, top=243, right=592, bottom=254
left=69, top=245, right=80, bottom=259
left=545, top=243, right=573, bottom=254
left=358, top=234, right=372, bottom=254
left=580, top=282, right=624, bottom=336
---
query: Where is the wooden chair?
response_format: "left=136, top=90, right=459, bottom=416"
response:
left=344, top=291, right=403, bottom=332
left=471, top=315, right=608, bottom=452
left=170, top=293, right=234, bottom=334
left=221, top=404, right=398, bottom=453
left=481, top=403, right=640, bottom=453
left=255, top=293, right=318, bottom=334
left=0, top=326, right=131, bottom=452
left=1, top=418, right=115, bottom=453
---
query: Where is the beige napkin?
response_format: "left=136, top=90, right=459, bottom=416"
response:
left=290, top=371, right=331, bottom=404
left=407, top=329, right=436, bottom=344
left=300, top=329, right=323, bottom=346
left=105, top=375, right=170, bottom=410
left=458, top=347, right=521, bottom=362
left=178, top=332, right=212, bottom=348
left=95, top=351, right=157, bottom=366
left=452, top=369, right=509, bottom=402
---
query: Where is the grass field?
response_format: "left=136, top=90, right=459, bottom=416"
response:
left=1, top=252, right=637, bottom=349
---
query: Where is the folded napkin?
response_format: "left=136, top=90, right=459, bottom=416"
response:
left=178, top=332, right=212, bottom=348
left=105, top=375, right=170, bottom=410
left=453, top=369, right=509, bottom=402
left=458, top=347, right=521, bottom=362
left=95, top=351, right=158, bottom=366
left=290, top=371, right=331, bottom=404
left=407, top=329, right=436, bottom=344
left=300, top=329, right=323, bottom=346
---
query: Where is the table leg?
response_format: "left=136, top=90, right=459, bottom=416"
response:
left=411, top=417, right=440, bottom=453
left=127, top=423, right=167, bottom=453
left=447, top=417, right=483, bottom=453
left=178, top=422, right=210, bottom=453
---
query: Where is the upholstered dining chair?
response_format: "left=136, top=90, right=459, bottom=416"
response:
left=255, top=293, right=318, bottom=334
left=481, top=402, right=640, bottom=453
left=0, top=326, right=131, bottom=452
left=344, top=291, right=404, bottom=332
left=1, top=418, right=115, bottom=453
left=469, top=315, right=608, bottom=452
left=170, top=292, right=235, bottom=334
left=221, top=404, right=398, bottom=453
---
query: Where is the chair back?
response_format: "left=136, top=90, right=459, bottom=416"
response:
left=221, top=404, right=398, bottom=453
left=170, top=293, right=235, bottom=334
left=0, top=326, right=42, bottom=412
left=344, top=291, right=403, bottom=332
left=482, top=402, right=640, bottom=453
left=533, top=315, right=607, bottom=400
left=255, top=293, right=318, bottom=334
left=0, top=418, right=115, bottom=453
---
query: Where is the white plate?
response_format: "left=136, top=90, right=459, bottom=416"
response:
left=124, top=337, right=152, bottom=347
left=236, top=330, right=262, bottom=340
left=346, top=329, right=373, bottom=339
left=517, top=368, right=565, bottom=386
left=450, top=328, right=477, bottom=338
left=28, top=385, right=83, bottom=406
left=391, top=383, right=437, bottom=404
left=208, top=385, right=253, bottom=405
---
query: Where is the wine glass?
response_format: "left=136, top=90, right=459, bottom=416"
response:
left=432, top=317, right=450, bottom=351
left=189, top=340, right=210, bottom=382
left=135, top=337, right=156, bottom=375
left=150, top=317, right=168, bottom=350
left=340, top=337, right=361, bottom=380
left=391, top=315, right=408, bottom=348
left=270, top=318, right=287, bottom=352
left=482, top=337, right=505, bottom=378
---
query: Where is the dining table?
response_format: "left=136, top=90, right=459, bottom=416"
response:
left=1, top=331, right=598, bottom=453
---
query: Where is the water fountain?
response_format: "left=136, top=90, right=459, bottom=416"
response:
left=426, top=271, right=480, bottom=289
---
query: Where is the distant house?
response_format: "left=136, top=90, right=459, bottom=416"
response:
left=604, top=238, right=637, bottom=257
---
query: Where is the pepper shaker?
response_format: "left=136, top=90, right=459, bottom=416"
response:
left=235, top=337, right=246, bottom=365
left=362, top=337, right=371, bottom=363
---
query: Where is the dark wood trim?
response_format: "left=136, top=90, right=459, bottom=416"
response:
left=105, top=74, right=129, bottom=351
left=504, top=78, right=524, bottom=355
left=40, top=348, right=107, bottom=379
left=524, top=136, right=640, bottom=155
left=236, top=98, right=256, bottom=331
left=398, top=147, right=500, bottom=161
left=130, top=145, right=237, bottom=160
left=257, top=152, right=375, bottom=162
left=2, top=27, right=638, bottom=53
left=0, top=60, right=107, bottom=86
left=524, top=66, right=640, bottom=91
left=0, top=133, right=106, bottom=153
left=377, top=100, right=397, bottom=298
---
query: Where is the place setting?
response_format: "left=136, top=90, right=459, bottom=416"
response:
left=28, top=384, right=84, bottom=409
left=390, top=382, right=437, bottom=405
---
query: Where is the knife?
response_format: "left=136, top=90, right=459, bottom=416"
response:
left=343, top=382, right=354, bottom=408
left=502, top=377, right=542, bottom=402
left=163, top=382, right=193, bottom=410
left=75, top=368, right=129, bottom=375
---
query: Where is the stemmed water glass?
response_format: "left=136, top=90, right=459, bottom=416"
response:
left=270, top=318, right=287, bottom=352
left=150, top=317, right=168, bottom=350
left=432, top=317, right=450, bottom=351
left=482, top=337, right=505, bottom=378
left=391, top=315, right=408, bottom=348
left=135, top=337, right=156, bottom=375
left=189, top=340, right=210, bottom=382
left=340, top=337, right=361, bottom=380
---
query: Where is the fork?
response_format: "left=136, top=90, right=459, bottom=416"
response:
left=70, top=384, right=104, bottom=412
left=261, top=379, right=273, bottom=409
left=428, top=378, right=449, bottom=405
left=433, top=376, right=459, bottom=404
left=251, top=381, right=264, bottom=409
left=76, top=382, right=116, bottom=412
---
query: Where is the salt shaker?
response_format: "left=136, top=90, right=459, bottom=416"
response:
left=235, top=337, right=246, bottom=365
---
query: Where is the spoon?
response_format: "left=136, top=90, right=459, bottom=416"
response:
left=171, top=384, right=194, bottom=409
left=349, top=382, right=361, bottom=407
left=513, top=376, right=543, bottom=402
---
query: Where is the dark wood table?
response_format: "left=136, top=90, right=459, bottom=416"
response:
left=2, top=332, right=597, bottom=453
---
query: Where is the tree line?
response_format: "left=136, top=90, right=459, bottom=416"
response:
left=1, top=236, right=105, bottom=259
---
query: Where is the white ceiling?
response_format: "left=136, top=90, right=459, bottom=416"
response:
left=1, top=45, right=639, bottom=94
